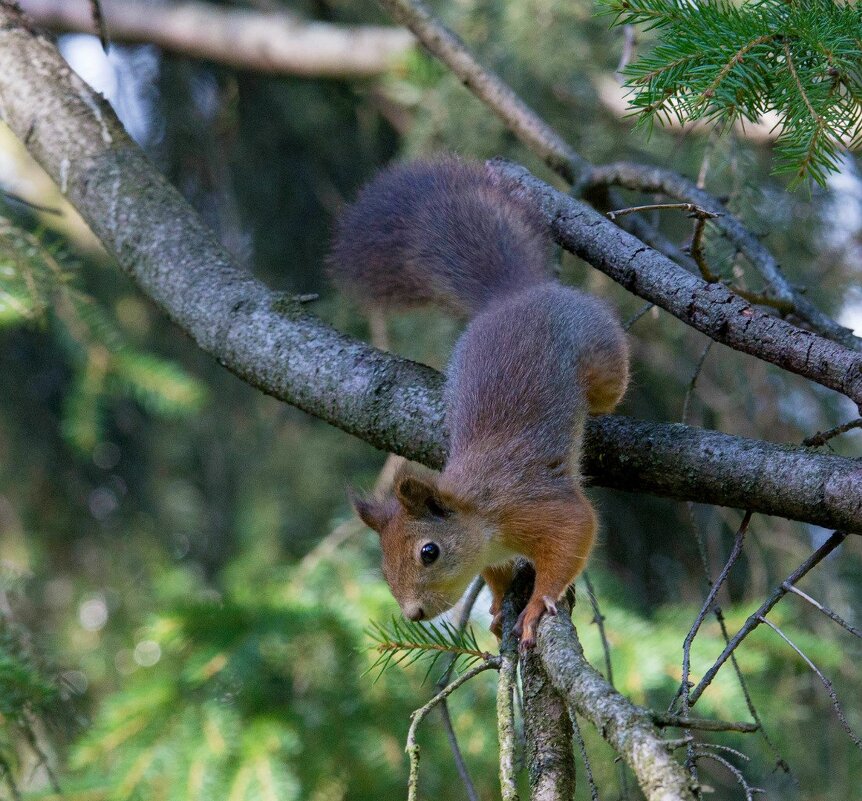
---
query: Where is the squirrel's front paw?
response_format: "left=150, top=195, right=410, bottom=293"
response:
left=513, top=596, right=558, bottom=652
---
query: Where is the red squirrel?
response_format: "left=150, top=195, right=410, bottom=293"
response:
left=328, top=157, right=629, bottom=649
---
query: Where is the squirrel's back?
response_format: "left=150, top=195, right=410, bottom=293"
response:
left=328, top=157, right=552, bottom=317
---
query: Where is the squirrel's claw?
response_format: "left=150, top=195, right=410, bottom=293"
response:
left=513, top=595, right=559, bottom=652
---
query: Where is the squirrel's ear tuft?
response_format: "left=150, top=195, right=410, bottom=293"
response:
left=348, top=488, right=394, bottom=534
left=394, top=474, right=451, bottom=519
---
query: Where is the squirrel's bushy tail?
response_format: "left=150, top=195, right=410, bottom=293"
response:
left=328, top=157, right=552, bottom=318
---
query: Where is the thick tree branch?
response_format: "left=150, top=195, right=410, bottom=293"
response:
left=0, top=6, right=859, bottom=534
left=492, top=160, right=862, bottom=410
left=535, top=601, right=698, bottom=801
left=583, top=161, right=860, bottom=350
left=521, top=651, right=576, bottom=801
left=502, top=573, right=577, bottom=801
left=19, top=0, right=415, bottom=78
left=380, top=0, right=858, bottom=352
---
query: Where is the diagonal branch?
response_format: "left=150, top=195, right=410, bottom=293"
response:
left=688, top=531, right=847, bottom=706
left=0, top=6, right=859, bottom=533
left=380, top=0, right=856, bottom=350
left=535, top=602, right=698, bottom=801
left=377, top=0, right=586, bottom=182
left=491, top=160, right=862, bottom=408
left=582, top=161, right=860, bottom=349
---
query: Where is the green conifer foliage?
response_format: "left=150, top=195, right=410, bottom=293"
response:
left=605, top=0, right=862, bottom=184
left=0, top=212, right=205, bottom=453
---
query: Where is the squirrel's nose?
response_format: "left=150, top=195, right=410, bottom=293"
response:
left=404, top=605, right=425, bottom=621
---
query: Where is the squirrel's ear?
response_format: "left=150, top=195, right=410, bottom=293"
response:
left=349, top=489, right=395, bottom=534
left=394, top=474, right=451, bottom=519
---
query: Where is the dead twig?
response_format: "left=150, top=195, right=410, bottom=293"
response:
left=802, top=418, right=862, bottom=447
left=688, top=531, right=847, bottom=706
left=606, top=202, right=720, bottom=222
left=783, top=583, right=862, bottom=640
left=406, top=658, right=501, bottom=801
left=758, top=616, right=862, bottom=750
left=651, top=713, right=758, bottom=734
left=673, top=511, right=753, bottom=715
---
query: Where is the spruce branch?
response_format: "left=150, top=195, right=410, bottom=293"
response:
left=605, top=0, right=862, bottom=185
left=365, top=617, right=491, bottom=682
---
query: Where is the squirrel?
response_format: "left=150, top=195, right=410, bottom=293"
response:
left=328, top=156, right=629, bottom=649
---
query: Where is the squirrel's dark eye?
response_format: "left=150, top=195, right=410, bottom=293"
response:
left=420, top=542, right=440, bottom=565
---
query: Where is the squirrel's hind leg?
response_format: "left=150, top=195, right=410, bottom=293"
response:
left=506, top=494, right=597, bottom=651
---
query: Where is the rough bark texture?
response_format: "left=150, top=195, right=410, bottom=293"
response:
left=19, top=0, right=415, bottom=78
left=503, top=568, right=576, bottom=801
left=505, top=566, right=693, bottom=801
left=584, top=416, right=862, bottom=533
left=492, top=160, right=862, bottom=410
left=536, top=607, right=698, bottom=801
left=521, top=639, right=577, bottom=801
left=582, top=161, right=860, bottom=350
left=0, top=7, right=859, bottom=534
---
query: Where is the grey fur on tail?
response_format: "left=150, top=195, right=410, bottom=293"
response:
left=327, top=156, right=552, bottom=318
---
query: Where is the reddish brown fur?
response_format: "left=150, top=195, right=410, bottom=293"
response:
left=331, top=157, right=629, bottom=648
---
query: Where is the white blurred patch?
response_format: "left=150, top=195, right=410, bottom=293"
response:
left=58, top=34, right=160, bottom=146
left=838, top=288, right=862, bottom=336
left=823, top=156, right=862, bottom=335
left=133, top=639, right=162, bottom=667
left=78, top=594, right=108, bottom=631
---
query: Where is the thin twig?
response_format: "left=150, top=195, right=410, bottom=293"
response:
left=710, top=604, right=791, bottom=777
left=697, top=742, right=750, bottom=762
left=606, top=202, right=720, bottom=222
left=758, top=616, right=862, bottom=750
left=728, top=285, right=794, bottom=313
left=615, top=24, right=637, bottom=81
left=582, top=573, right=614, bottom=687
left=683, top=504, right=790, bottom=776
left=651, top=714, right=758, bottom=733
left=0, top=188, right=62, bottom=214
left=571, top=713, right=599, bottom=801
left=674, top=511, right=752, bottom=715
left=682, top=341, right=713, bottom=423
left=623, top=301, right=655, bottom=331
left=693, top=750, right=764, bottom=801
left=689, top=215, right=720, bottom=282
left=582, top=573, right=629, bottom=799
left=802, top=417, right=862, bottom=447
left=436, top=576, right=485, bottom=801
left=783, top=583, right=862, bottom=640
left=688, top=531, right=847, bottom=706
left=497, top=649, right=520, bottom=801
left=438, top=578, right=486, bottom=687
left=437, top=704, right=478, bottom=801
left=0, top=754, right=23, bottom=801
left=88, top=0, right=109, bottom=51
left=20, top=719, right=61, bottom=794
left=406, top=658, right=501, bottom=801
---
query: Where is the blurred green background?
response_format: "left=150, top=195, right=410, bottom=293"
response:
left=0, top=1, right=860, bottom=799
